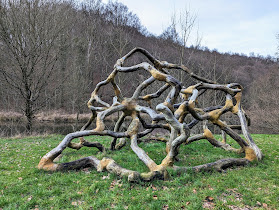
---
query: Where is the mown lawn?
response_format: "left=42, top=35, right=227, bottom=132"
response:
left=0, top=134, right=278, bottom=209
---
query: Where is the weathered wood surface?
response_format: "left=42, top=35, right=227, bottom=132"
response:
left=38, top=47, right=262, bottom=181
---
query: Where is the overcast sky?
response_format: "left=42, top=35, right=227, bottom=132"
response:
left=102, top=0, right=279, bottom=57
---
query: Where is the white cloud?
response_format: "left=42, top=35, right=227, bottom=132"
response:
left=100, top=0, right=279, bottom=57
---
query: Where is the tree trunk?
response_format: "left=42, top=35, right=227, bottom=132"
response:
left=25, top=96, right=34, bottom=134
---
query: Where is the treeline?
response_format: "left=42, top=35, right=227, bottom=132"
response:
left=0, top=0, right=278, bottom=133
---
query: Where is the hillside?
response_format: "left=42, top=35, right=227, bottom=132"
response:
left=0, top=0, right=278, bottom=134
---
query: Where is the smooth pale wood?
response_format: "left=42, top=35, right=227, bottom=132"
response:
left=110, top=113, right=126, bottom=150
left=130, top=134, right=158, bottom=171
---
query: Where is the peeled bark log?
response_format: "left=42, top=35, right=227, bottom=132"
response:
left=173, top=158, right=250, bottom=173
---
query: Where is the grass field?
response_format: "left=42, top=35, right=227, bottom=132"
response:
left=0, top=134, right=278, bottom=209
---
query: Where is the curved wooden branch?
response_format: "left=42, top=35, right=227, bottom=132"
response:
left=173, top=158, right=250, bottom=173
left=110, top=112, right=126, bottom=150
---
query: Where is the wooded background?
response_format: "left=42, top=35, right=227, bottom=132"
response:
left=0, top=0, right=278, bottom=134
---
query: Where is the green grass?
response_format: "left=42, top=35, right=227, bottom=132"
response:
left=0, top=134, right=278, bottom=209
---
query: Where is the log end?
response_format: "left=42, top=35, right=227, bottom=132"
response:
left=244, top=147, right=257, bottom=161
left=37, top=157, right=58, bottom=171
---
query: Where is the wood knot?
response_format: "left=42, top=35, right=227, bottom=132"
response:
left=203, top=128, right=214, bottom=139
left=122, top=98, right=137, bottom=115
left=98, top=158, right=114, bottom=172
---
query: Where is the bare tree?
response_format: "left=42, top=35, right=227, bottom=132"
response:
left=159, top=7, right=202, bottom=91
left=248, top=67, right=279, bottom=133
left=0, top=0, right=275, bottom=138
left=0, top=0, right=72, bottom=132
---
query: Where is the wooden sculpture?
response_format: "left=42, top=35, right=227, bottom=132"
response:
left=38, top=48, right=262, bottom=181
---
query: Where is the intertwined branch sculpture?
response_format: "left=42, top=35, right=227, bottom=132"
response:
left=38, top=48, right=262, bottom=181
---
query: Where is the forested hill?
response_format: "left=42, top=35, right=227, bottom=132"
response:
left=0, top=0, right=278, bottom=133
